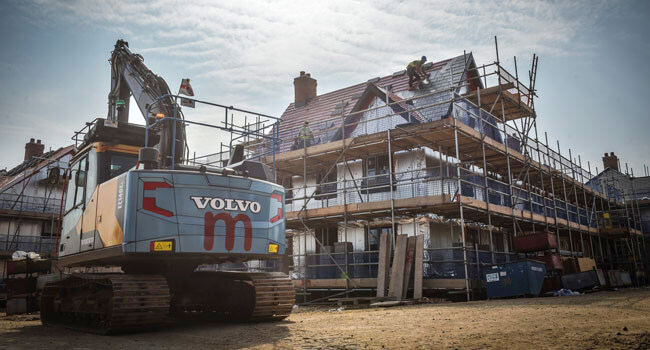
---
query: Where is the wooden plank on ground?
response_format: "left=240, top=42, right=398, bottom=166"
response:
left=414, top=235, right=424, bottom=300
left=388, top=235, right=408, bottom=299
left=402, top=236, right=417, bottom=299
left=376, top=232, right=391, bottom=297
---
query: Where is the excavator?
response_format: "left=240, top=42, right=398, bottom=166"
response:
left=40, top=40, right=294, bottom=334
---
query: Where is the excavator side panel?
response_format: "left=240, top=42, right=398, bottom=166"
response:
left=94, top=175, right=127, bottom=247
left=60, top=168, right=285, bottom=263
left=121, top=170, right=285, bottom=257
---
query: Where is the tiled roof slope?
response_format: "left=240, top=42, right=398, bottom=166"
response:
left=278, top=54, right=475, bottom=150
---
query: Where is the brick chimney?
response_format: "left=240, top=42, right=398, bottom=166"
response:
left=294, top=71, right=317, bottom=105
left=602, top=152, right=619, bottom=171
left=24, top=138, right=45, bottom=161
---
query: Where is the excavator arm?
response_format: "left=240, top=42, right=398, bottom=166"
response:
left=107, top=39, right=185, bottom=168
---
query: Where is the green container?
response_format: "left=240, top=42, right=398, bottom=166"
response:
left=485, top=260, right=546, bottom=299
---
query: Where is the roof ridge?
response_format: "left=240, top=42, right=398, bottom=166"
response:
left=285, top=56, right=456, bottom=110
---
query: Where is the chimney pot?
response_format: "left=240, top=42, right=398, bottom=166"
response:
left=604, top=153, right=608, bottom=157
left=300, top=71, right=305, bottom=76
left=30, top=138, right=35, bottom=143
left=37, top=139, right=41, bottom=144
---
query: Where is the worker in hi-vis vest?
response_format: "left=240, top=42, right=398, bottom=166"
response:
left=299, top=121, right=314, bottom=148
left=407, top=56, right=428, bottom=90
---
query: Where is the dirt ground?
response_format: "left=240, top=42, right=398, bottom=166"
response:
left=1, top=288, right=649, bottom=350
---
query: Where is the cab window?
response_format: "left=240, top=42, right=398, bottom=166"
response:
left=98, top=151, right=138, bottom=183
left=64, top=156, right=88, bottom=212
left=109, top=153, right=138, bottom=178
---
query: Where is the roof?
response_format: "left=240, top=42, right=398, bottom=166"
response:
left=277, top=53, right=477, bottom=151
left=0, top=145, right=76, bottom=190
left=588, top=167, right=650, bottom=199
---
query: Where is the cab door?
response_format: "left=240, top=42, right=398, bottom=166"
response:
left=59, top=155, right=89, bottom=256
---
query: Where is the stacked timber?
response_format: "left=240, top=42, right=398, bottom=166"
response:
left=376, top=233, right=424, bottom=300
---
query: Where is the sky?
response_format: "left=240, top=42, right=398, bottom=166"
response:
left=0, top=0, right=649, bottom=177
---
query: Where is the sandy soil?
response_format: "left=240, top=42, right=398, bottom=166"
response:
left=1, top=288, right=649, bottom=350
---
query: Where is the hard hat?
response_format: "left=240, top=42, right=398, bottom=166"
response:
left=421, top=56, right=427, bottom=62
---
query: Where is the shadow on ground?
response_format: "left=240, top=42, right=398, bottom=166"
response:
left=0, top=314, right=293, bottom=350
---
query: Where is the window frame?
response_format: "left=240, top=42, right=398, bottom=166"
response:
left=362, top=154, right=395, bottom=194
left=64, top=155, right=89, bottom=215
left=366, top=226, right=391, bottom=252
left=315, top=170, right=337, bottom=200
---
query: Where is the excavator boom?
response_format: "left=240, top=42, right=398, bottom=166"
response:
left=107, top=39, right=184, bottom=168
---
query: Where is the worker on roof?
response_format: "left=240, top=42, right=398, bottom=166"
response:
left=407, top=56, right=428, bottom=90
left=298, top=121, right=314, bottom=148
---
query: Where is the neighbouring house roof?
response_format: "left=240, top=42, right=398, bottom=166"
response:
left=0, top=145, right=76, bottom=190
left=587, top=167, right=650, bottom=200
left=277, top=53, right=480, bottom=152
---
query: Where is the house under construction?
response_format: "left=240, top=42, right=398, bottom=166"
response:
left=245, top=42, right=647, bottom=302
left=0, top=139, right=75, bottom=280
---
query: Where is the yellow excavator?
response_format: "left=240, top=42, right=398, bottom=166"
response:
left=40, top=40, right=294, bottom=334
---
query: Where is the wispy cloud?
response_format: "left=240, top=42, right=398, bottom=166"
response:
left=1, top=0, right=618, bottom=166
left=14, top=0, right=612, bottom=86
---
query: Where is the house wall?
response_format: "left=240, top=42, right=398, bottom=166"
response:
left=0, top=219, right=57, bottom=255
left=337, top=159, right=363, bottom=205
left=0, top=221, right=41, bottom=237
left=428, top=222, right=458, bottom=248
left=289, top=175, right=321, bottom=211
left=337, top=226, right=365, bottom=251
left=291, top=231, right=316, bottom=279
left=349, top=97, right=409, bottom=138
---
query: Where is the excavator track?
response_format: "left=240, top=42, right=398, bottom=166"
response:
left=41, top=274, right=170, bottom=334
left=246, top=272, right=295, bottom=321
left=169, top=271, right=294, bottom=322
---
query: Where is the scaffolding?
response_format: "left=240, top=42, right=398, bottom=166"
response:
left=592, top=170, right=647, bottom=280
left=240, top=38, right=646, bottom=302
left=0, top=150, right=72, bottom=259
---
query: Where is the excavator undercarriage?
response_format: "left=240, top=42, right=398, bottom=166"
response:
left=41, top=272, right=294, bottom=334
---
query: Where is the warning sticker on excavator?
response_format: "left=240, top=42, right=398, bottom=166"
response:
left=152, top=241, right=173, bottom=251
left=268, top=243, right=279, bottom=254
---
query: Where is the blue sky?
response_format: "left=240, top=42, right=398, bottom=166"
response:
left=1, top=0, right=649, bottom=177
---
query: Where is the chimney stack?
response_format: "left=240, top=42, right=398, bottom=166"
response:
left=294, top=71, right=317, bottom=105
left=24, top=138, right=45, bottom=161
left=602, top=152, right=619, bottom=171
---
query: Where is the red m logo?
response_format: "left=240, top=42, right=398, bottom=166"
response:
left=203, top=212, right=252, bottom=252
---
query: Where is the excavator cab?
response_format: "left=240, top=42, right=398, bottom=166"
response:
left=59, top=119, right=153, bottom=257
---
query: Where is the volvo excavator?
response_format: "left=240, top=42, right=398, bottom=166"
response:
left=40, top=40, right=294, bottom=334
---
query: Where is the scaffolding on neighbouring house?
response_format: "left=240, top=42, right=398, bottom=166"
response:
left=0, top=148, right=74, bottom=259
